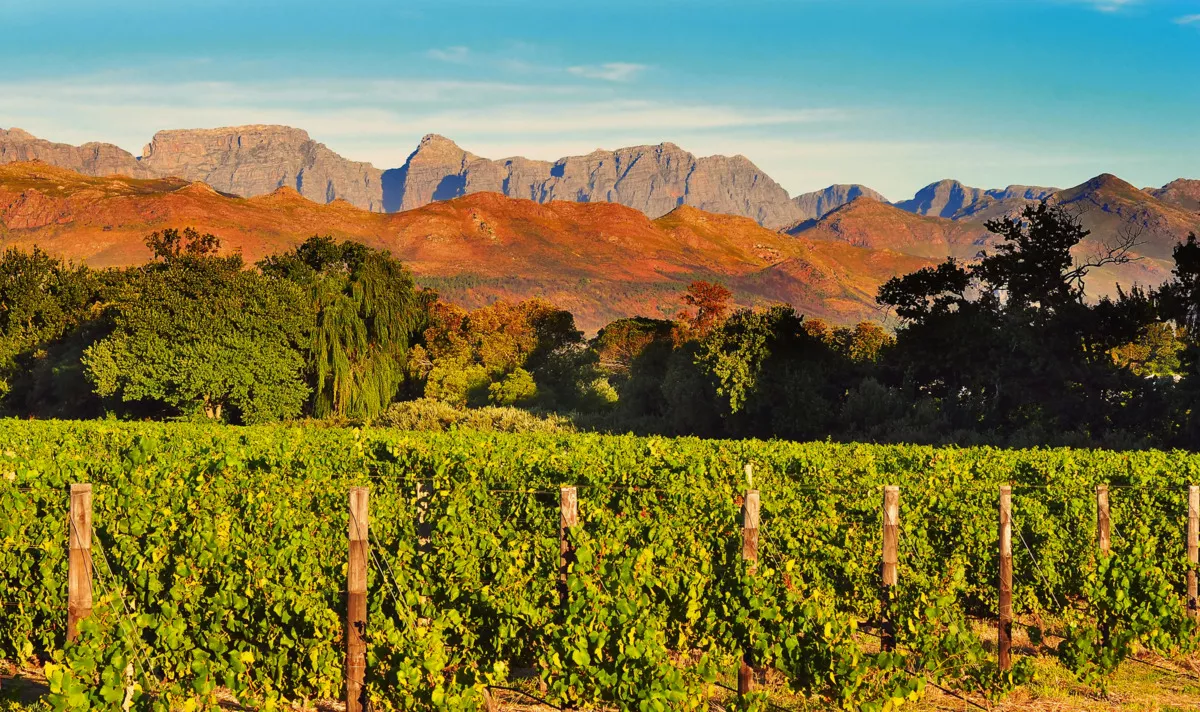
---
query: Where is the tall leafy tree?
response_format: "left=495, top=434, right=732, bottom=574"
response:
left=877, top=202, right=1156, bottom=440
left=83, top=231, right=311, bottom=423
left=260, top=236, right=427, bottom=419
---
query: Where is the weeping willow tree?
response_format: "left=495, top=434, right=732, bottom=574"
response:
left=261, top=237, right=427, bottom=419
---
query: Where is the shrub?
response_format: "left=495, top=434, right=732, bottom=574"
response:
left=373, top=398, right=574, bottom=434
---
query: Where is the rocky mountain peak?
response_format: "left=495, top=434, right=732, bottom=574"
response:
left=409, top=134, right=473, bottom=164
left=135, top=125, right=383, bottom=212
left=894, top=179, right=1057, bottom=220
left=792, top=184, right=888, bottom=222
left=1, top=128, right=37, bottom=141
left=1080, top=173, right=1140, bottom=194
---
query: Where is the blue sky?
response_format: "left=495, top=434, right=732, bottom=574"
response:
left=0, top=0, right=1198, bottom=200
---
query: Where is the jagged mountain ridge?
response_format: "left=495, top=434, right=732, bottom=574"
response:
left=384, top=134, right=809, bottom=228
left=893, top=179, right=1058, bottom=220
left=0, top=126, right=901, bottom=227
left=1148, top=179, right=1200, bottom=213
left=0, top=128, right=150, bottom=178
left=0, top=161, right=937, bottom=330
left=2, top=125, right=1196, bottom=257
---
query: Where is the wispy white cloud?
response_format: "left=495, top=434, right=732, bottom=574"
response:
left=425, top=46, right=470, bottom=63
left=0, top=73, right=846, bottom=170
left=1174, top=13, right=1200, bottom=24
left=1074, top=0, right=1139, bottom=12
left=566, top=63, right=647, bottom=82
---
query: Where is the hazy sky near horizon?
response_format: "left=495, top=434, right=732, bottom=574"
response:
left=1, top=0, right=1198, bottom=200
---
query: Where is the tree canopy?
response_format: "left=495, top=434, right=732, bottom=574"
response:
left=83, top=233, right=310, bottom=424
left=260, top=236, right=427, bottom=420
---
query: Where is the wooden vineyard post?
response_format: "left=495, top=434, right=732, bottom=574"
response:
left=67, top=484, right=93, bottom=643
left=742, top=489, right=761, bottom=574
left=1097, top=485, right=1111, bottom=558
left=1189, top=485, right=1199, bottom=620
left=739, top=486, right=761, bottom=697
left=346, top=487, right=369, bottom=712
left=559, top=486, right=578, bottom=609
left=998, top=485, right=1013, bottom=672
left=881, top=486, right=900, bottom=652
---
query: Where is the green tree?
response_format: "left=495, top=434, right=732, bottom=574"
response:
left=84, top=235, right=310, bottom=423
left=412, top=298, right=586, bottom=410
left=877, top=202, right=1157, bottom=442
left=0, top=247, right=100, bottom=410
left=261, top=236, right=427, bottom=420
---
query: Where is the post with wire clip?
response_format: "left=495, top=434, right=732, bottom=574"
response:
left=67, top=483, right=93, bottom=643
left=346, top=487, right=369, bottom=712
left=1188, top=485, right=1199, bottom=620
left=559, top=486, right=578, bottom=609
left=998, top=485, right=1013, bottom=672
left=880, top=486, right=900, bottom=652
left=739, top=465, right=760, bottom=698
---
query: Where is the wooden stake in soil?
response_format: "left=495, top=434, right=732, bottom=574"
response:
left=1189, top=485, right=1199, bottom=621
left=881, top=486, right=900, bottom=652
left=739, top=487, right=761, bottom=697
left=1097, top=484, right=1111, bottom=558
left=67, top=483, right=93, bottom=643
left=346, top=487, right=369, bottom=712
left=998, top=485, right=1013, bottom=673
left=559, top=486, right=578, bottom=609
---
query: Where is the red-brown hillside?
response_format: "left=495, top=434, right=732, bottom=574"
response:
left=788, top=182, right=1200, bottom=299
left=0, top=161, right=934, bottom=330
left=785, top=197, right=992, bottom=258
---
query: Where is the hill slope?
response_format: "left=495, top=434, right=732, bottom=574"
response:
left=0, top=161, right=933, bottom=330
left=786, top=175, right=1200, bottom=298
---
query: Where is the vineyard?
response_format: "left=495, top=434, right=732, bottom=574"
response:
left=2, top=420, right=1200, bottom=711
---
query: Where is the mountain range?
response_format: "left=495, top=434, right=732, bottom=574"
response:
left=0, top=161, right=937, bottom=330
left=2, top=124, right=1198, bottom=323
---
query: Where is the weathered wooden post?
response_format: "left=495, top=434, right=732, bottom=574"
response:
left=739, top=485, right=761, bottom=697
left=881, top=486, right=900, bottom=652
left=67, top=484, right=93, bottom=643
left=742, top=489, right=761, bottom=574
left=1189, top=485, right=1199, bottom=621
left=346, top=487, right=368, bottom=712
left=559, top=486, right=578, bottom=609
left=1096, top=484, right=1110, bottom=557
left=998, top=485, right=1013, bottom=672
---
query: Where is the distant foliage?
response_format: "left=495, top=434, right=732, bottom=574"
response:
left=409, top=298, right=595, bottom=410
left=678, top=279, right=733, bottom=335
left=373, top=397, right=574, bottom=433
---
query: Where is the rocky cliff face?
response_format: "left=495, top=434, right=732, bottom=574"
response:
left=140, top=125, right=384, bottom=211
left=792, top=184, right=887, bottom=221
left=0, top=128, right=150, bottom=178
left=894, top=179, right=1056, bottom=219
left=383, top=135, right=807, bottom=228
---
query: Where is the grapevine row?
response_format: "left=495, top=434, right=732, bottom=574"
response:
left=1, top=420, right=1199, bottom=709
